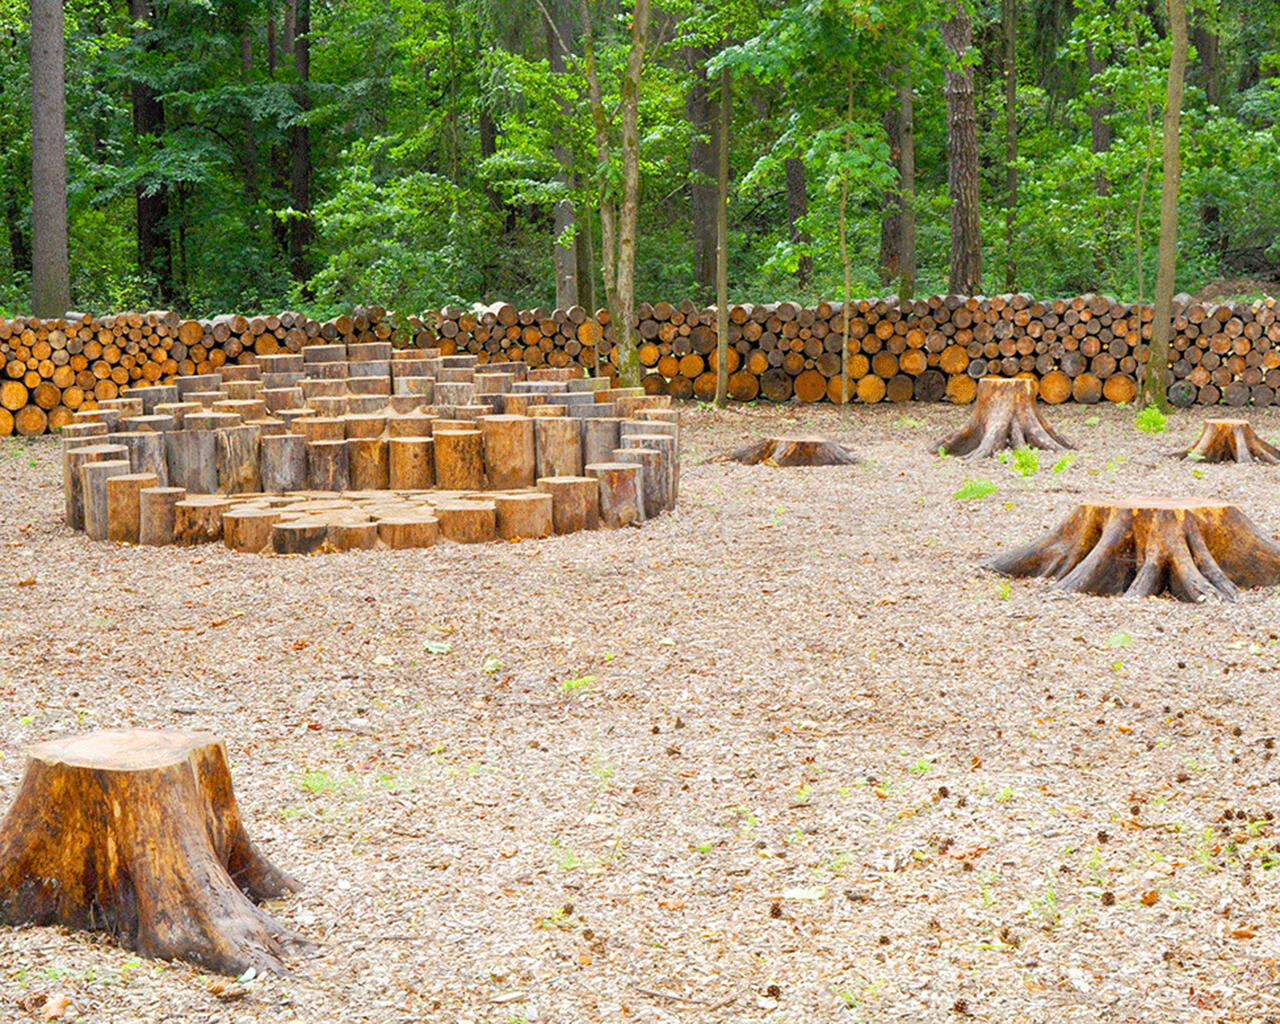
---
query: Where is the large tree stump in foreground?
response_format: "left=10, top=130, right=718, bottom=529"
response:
left=1177, top=418, right=1280, bottom=464
left=715, top=436, right=861, bottom=467
left=0, top=730, right=309, bottom=975
left=935, top=377, right=1073, bottom=459
left=987, top=499, right=1280, bottom=602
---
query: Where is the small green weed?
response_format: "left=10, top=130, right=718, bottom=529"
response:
left=993, top=580, right=1012, bottom=601
left=1007, top=446, right=1040, bottom=478
left=1106, top=632, right=1133, bottom=649
left=559, top=674, right=596, bottom=695
left=1135, top=406, right=1169, bottom=435
left=1052, top=453, right=1077, bottom=474
left=953, top=478, right=998, bottom=500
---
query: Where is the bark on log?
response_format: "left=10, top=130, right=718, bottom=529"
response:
left=0, top=729, right=308, bottom=975
left=166, top=429, right=217, bottom=494
left=536, top=476, right=599, bottom=533
left=63, top=443, right=127, bottom=530
left=223, top=508, right=282, bottom=553
left=585, top=462, right=643, bottom=527
left=434, top=430, right=485, bottom=490
left=494, top=492, right=553, bottom=540
left=81, top=460, right=133, bottom=541
left=271, top=519, right=329, bottom=554
left=716, top=435, right=860, bottom=467
left=987, top=498, right=1280, bottom=602
left=260, top=433, right=308, bottom=492
left=534, top=416, right=582, bottom=479
left=106, top=472, right=159, bottom=544
left=112, top=431, right=169, bottom=486
left=1178, top=418, right=1280, bottom=464
left=307, top=440, right=350, bottom=493
left=934, top=377, right=1073, bottom=458
left=138, top=486, right=186, bottom=546
left=388, top=437, right=434, bottom=490
left=347, top=438, right=389, bottom=490
left=174, top=496, right=232, bottom=544
left=216, top=425, right=261, bottom=494
left=582, top=417, right=622, bottom=468
left=481, top=416, right=536, bottom=490
left=377, top=515, right=439, bottom=548
left=435, top=499, right=497, bottom=543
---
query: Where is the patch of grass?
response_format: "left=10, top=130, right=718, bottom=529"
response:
left=559, top=674, right=596, bottom=695
left=993, top=580, right=1012, bottom=601
left=1135, top=405, right=1169, bottom=435
left=1105, top=632, right=1133, bottom=649
left=295, top=768, right=355, bottom=794
left=1085, top=415, right=1102, bottom=426
left=1006, top=446, right=1040, bottom=478
left=953, top=478, right=998, bottom=500
left=1052, top=453, right=1077, bottom=474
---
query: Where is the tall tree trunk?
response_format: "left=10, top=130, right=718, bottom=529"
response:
left=30, top=0, right=69, bottom=317
left=267, top=15, right=288, bottom=257
left=784, top=158, right=811, bottom=290
left=545, top=7, right=579, bottom=308
left=1142, top=0, right=1188, bottom=412
left=289, top=0, right=312, bottom=288
left=686, top=45, right=716, bottom=297
left=878, top=100, right=901, bottom=290
left=580, top=0, right=618, bottom=332
left=240, top=27, right=259, bottom=226
left=942, top=0, right=982, bottom=295
left=1003, top=0, right=1017, bottom=290
left=1192, top=18, right=1221, bottom=245
left=714, top=66, right=729, bottom=407
left=1086, top=42, right=1113, bottom=197
left=614, top=0, right=649, bottom=387
left=897, top=75, right=916, bottom=301
left=130, top=0, right=172, bottom=302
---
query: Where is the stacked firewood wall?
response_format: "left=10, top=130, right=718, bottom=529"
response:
left=2, top=294, right=1277, bottom=435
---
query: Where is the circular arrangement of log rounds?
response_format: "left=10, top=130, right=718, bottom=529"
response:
left=935, top=377, right=1074, bottom=459
left=715, top=436, right=861, bottom=467
left=0, top=729, right=309, bottom=975
left=1177, top=418, right=1280, bottom=464
left=60, top=351, right=679, bottom=554
left=986, top=499, right=1280, bottom=602
left=5, top=293, right=1280, bottom=437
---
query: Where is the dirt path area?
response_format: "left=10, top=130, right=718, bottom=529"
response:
left=1, top=401, right=1279, bottom=1023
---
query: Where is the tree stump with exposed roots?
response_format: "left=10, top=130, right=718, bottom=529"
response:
left=986, top=498, right=1280, bottom=602
left=715, top=436, right=860, bottom=467
left=1177, top=418, right=1280, bottom=464
left=0, top=729, right=311, bottom=975
left=935, top=377, right=1073, bottom=459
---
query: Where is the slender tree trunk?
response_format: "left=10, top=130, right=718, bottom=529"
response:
left=545, top=8, right=579, bottom=308
left=614, top=0, right=649, bottom=388
left=579, top=0, right=618, bottom=329
left=839, top=72, right=853, bottom=409
left=267, top=15, right=288, bottom=257
left=30, top=0, right=69, bottom=317
left=289, top=0, right=312, bottom=288
left=941, top=0, right=981, bottom=295
left=1003, top=0, right=1017, bottom=290
left=4, top=183, right=30, bottom=277
left=784, top=158, right=811, bottom=290
left=1142, top=0, right=1188, bottom=412
left=1192, top=18, right=1222, bottom=245
left=240, top=27, right=259, bottom=226
left=878, top=99, right=901, bottom=290
left=1086, top=42, right=1113, bottom=197
left=897, top=75, right=916, bottom=301
left=686, top=45, right=716, bottom=297
left=130, top=0, right=172, bottom=301
left=714, top=66, right=729, bottom=408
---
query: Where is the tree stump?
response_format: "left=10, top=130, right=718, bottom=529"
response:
left=63, top=443, right=127, bottom=530
left=347, top=437, right=389, bottom=490
left=582, top=417, right=622, bottom=468
left=260, top=433, right=308, bottom=492
left=536, top=476, right=600, bottom=534
left=216, top=425, right=262, bottom=494
left=986, top=498, right=1280, bottom=602
left=174, top=496, right=233, bottom=544
left=435, top=499, right=497, bottom=543
left=326, top=520, right=380, bottom=551
left=223, top=508, right=282, bottom=553
left=106, top=472, right=158, bottom=544
left=716, top=436, right=861, bottom=467
left=112, top=431, right=170, bottom=487
left=307, top=440, right=350, bottom=492
left=935, top=377, right=1074, bottom=458
left=388, top=437, right=434, bottom=490
left=377, top=515, right=439, bottom=549
left=1177, top=418, right=1280, bottom=464
left=621, top=432, right=677, bottom=512
left=0, top=729, right=309, bottom=975
left=166, top=429, right=218, bottom=494
left=494, top=492, right=553, bottom=540
left=481, top=416, right=536, bottom=490
left=434, top=430, right=486, bottom=490
left=272, top=519, right=330, bottom=554
left=139, top=486, right=187, bottom=546
left=534, top=417, right=582, bottom=479
left=586, top=462, right=644, bottom=527
left=82, top=460, right=134, bottom=541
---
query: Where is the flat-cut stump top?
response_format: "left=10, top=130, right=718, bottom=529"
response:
left=715, top=436, right=861, bottom=467
left=936, top=377, right=1073, bottom=459
left=986, top=498, right=1280, bottom=602
left=1177, top=418, right=1280, bottom=464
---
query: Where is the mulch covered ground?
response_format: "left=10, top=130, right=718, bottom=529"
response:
left=1, top=400, right=1279, bottom=1023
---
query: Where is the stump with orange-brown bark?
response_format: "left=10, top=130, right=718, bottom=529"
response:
left=935, top=377, right=1074, bottom=459
left=986, top=498, right=1280, bottom=602
left=0, top=729, right=310, bottom=975
left=715, top=436, right=860, bottom=467
left=1177, top=418, right=1280, bottom=465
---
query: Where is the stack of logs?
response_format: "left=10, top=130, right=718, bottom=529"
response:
left=6, top=293, right=1279, bottom=435
left=60, top=348, right=679, bottom=554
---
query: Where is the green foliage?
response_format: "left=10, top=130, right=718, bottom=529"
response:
left=953, top=478, right=998, bottom=500
left=1051, top=453, right=1077, bottom=473
left=1134, top=405, right=1170, bottom=435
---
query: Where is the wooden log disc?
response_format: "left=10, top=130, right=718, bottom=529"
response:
left=14, top=405, right=48, bottom=437
left=728, top=371, right=759, bottom=401
left=174, top=496, right=233, bottom=544
left=0, top=381, right=28, bottom=411
left=260, top=433, right=308, bottom=493
left=534, top=416, right=582, bottom=479
left=856, top=375, right=886, bottom=404
left=307, top=440, right=350, bottom=492
left=327, top=520, right=380, bottom=551
left=885, top=374, right=914, bottom=402
left=1038, top=370, right=1072, bottom=404
left=480, top=415, right=535, bottom=490
left=494, top=492, right=554, bottom=540
left=435, top=499, right=497, bottom=543
left=536, top=476, right=600, bottom=534
left=1168, top=379, right=1197, bottom=408
left=434, top=430, right=485, bottom=490
left=793, top=369, right=827, bottom=403
left=106, top=472, right=159, bottom=543
left=585, top=462, right=643, bottom=527
left=271, top=519, right=330, bottom=554
left=138, top=486, right=187, bottom=546
left=63, top=442, right=127, bottom=530
left=216, top=425, right=262, bottom=494
left=223, top=508, right=283, bottom=553
left=347, top=437, right=390, bottom=490
left=912, top=369, right=947, bottom=403
left=1102, top=374, right=1137, bottom=404
left=81, top=460, right=133, bottom=541
left=1071, top=372, right=1103, bottom=404
left=166, top=429, right=217, bottom=494
left=388, top=437, right=435, bottom=490
left=377, top=515, right=440, bottom=549
left=0, top=728, right=308, bottom=975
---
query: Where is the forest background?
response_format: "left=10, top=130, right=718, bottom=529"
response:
left=2, top=0, right=1278, bottom=319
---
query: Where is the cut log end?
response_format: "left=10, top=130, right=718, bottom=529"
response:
left=0, top=729, right=312, bottom=976
left=714, top=435, right=861, bottom=467
left=1177, top=418, right=1280, bottom=465
left=935, top=377, right=1074, bottom=459
left=986, top=499, right=1280, bottom=602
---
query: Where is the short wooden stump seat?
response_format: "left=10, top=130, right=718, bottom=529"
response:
left=986, top=498, right=1280, bottom=602
left=935, top=377, right=1074, bottom=459
left=0, top=729, right=309, bottom=975
left=1177, top=418, right=1280, bottom=464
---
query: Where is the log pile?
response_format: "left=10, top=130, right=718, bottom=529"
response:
left=59, top=349, right=680, bottom=553
left=7, top=292, right=1280, bottom=436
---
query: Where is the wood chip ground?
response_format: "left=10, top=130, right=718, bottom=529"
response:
left=1, top=402, right=1279, bottom=1023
